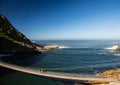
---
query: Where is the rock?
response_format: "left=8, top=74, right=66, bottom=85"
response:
left=115, top=46, right=120, bottom=52
left=0, top=37, right=37, bottom=53
left=109, top=82, right=120, bottom=85
left=43, top=46, right=59, bottom=50
left=74, top=83, right=109, bottom=85
left=92, top=84, right=109, bottom=85
left=100, top=69, right=120, bottom=80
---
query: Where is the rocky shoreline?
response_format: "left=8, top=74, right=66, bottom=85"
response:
left=75, top=68, right=120, bottom=85
left=100, top=69, right=120, bottom=80
left=115, top=46, right=120, bottom=52
left=1, top=14, right=120, bottom=85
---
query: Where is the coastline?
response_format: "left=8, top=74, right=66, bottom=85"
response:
left=100, top=68, right=120, bottom=80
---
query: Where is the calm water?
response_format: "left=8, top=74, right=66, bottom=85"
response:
left=1, top=40, right=120, bottom=85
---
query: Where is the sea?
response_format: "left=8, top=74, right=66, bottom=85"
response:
left=0, top=40, right=120, bottom=85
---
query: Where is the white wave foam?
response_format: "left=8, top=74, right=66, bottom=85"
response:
left=58, top=46, right=70, bottom=49
left=104, top=45, right=118, bottom=50
left=98, top=52, right=107, bottom=55
left=58, top=46, right=94, bottom=49
left=46, top=45, right=70, bottom=49
left=114, top=54, right=120, bottom=56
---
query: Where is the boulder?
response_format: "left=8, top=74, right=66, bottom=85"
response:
left=115, top=46, right=120, bottom=52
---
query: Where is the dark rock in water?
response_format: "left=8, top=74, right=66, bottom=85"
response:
left=0, top=14, right=43, bottom=54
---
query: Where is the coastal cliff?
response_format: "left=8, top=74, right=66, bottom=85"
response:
left=0, top=14, right=58, bottom=53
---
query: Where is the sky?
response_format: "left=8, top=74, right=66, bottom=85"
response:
left=0, top=0, right=120, bottom=40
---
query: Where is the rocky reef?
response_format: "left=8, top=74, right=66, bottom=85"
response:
left=115, top=46, right=120, bottom=52
left=0, top=14, right=58, bottom=54
left=100, top=69, right=120, bottom=79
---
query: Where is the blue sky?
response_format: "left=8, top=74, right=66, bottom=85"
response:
left=0, top=0, right=120, bottom=40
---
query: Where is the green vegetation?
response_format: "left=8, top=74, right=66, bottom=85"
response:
left=0, top=14, right=43, bottom=53
left=0, top=33, right=25, bottom=46
left=0, top=14, right=34, bottom=53
left=0, top=14, right=33, bottom=47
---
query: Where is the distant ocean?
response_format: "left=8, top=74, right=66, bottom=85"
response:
left=1, top=40, right=120, bottom=85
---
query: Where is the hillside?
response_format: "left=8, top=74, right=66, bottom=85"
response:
left=0, top=14, right=43, bottom=53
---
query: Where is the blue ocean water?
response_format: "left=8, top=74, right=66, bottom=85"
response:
left=1, top=40, right=120, bottom=85
left=33, top=40, right=120, bottom=74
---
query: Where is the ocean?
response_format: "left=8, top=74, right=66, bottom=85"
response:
left=0, top=40, right=120, bottom=85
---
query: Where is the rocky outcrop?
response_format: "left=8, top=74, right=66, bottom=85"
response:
left=0, top=14, right=32, bottom=45
left=0, top=37, right=37, bottom=53
left=0, top=14, right=43, bottom=53
left=0, top=14, right=58, bottom=54
left=43, top=46, right=59, bottom=50
left=115, top=46, right=120, bottom=52
left=100, top=69, right=120, bottom=80
left=0, top=14, right=59, bottom=54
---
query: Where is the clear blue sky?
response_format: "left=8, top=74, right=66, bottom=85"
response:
left=0, top=0, right=120, bottom=40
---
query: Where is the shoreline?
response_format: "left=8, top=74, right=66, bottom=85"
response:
left=100, top=68, right=120, bottom=80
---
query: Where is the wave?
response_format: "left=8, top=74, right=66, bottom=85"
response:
left=58, top=45, right=92, bottom=49
left=44, top=45, right=93, bottom=49
left=114, top=54, right=120, bottom=56
left=67, top=47, right=100, bottom=50
left=45, top=45, right=70, bottom=49
left=58, top=46, right=101, bottom=50
left=97, top=52, right=107, bottom=55
left=58, top=46, right=70, bottom=49
left=104, top=45, right=118, bottom=50
left=50, top=44, right=103, bottom=50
